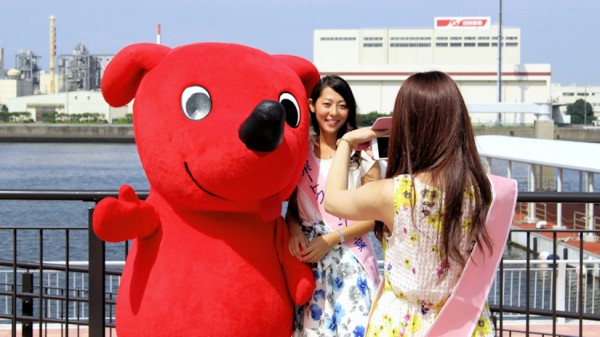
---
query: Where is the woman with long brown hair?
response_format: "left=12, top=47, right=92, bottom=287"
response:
left=324, top=71, right=516, bottom=336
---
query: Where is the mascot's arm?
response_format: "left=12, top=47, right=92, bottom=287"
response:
left=92, top=184, right=160, bottom=242
left=275, top=216, right=316, bottom=305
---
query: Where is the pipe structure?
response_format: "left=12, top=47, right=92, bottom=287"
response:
left=49, top=15, right=56, bottom=94
left=157, top=24, right=161, bottom=45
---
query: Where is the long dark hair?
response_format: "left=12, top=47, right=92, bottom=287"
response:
left=309, top=75, right=358, bottom=139
left=375, top=71, right=493, bottom=269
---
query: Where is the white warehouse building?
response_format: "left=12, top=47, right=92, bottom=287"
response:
left=313, top=17, right=554, bottom=125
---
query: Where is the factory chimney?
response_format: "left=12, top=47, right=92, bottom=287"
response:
left=49, top=15, right=56, bottom=94
left=157, top=24, right=161, bottom=45
left=0, top=47, right=4, bottom=77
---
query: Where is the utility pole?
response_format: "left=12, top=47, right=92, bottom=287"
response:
left=497, top=0, right=503, bottom=126
left=583, top=86, right=587, bottom=125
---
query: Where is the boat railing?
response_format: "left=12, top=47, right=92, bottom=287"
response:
left=572, top=211, right=600, bottom=230
left=0, top=190, right=599, bottom=337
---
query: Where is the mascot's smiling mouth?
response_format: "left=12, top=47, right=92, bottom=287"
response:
left=184, top=162, right=221, bottom=198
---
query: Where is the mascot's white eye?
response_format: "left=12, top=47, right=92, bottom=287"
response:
left=181, top=86, right=212, bottom=121
left=279, top=92, right=300, bottom=128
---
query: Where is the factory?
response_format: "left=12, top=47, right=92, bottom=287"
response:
left=313, top=17, right=598, bottom=125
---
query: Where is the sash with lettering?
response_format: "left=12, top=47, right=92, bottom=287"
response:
left=297, top=146, right=381, bottom=287
left=425, top=174, right=517, bottom=337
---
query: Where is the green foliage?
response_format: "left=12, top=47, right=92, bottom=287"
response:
left=566, top=99, right=596, bottom=125
left=0, top=105, right=8, bottom=113
left=357, top=111, right=391, bottom=127
left=40, top=111, right=58, bottom=123
left=41, top=112, right=107, bottom=124
left=0, top=111, right=33, bottom=123
left=112, top=113, right=133, bottom=124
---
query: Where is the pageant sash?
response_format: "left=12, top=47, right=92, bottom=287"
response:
left=296, top=146, right=381, bottom=287
left=425, top=174, right=517, bottom=337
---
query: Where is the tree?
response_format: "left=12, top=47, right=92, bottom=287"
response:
left=40, top=111, right=58, bottom=123
left=566, top=99, right=596, bottom=125
left=357, top=111, right=391, bottom=127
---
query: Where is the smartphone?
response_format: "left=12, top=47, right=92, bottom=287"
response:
left=371, top=136, right=389, bottom=160
left=371, top=117, right=392, bottom=131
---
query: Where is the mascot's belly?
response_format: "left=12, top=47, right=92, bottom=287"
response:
left=115, top=212, right=293, bottom=337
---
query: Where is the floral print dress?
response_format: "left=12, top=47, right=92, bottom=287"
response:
left=293, top=153, right=378, bottom=337
left=366, top=175, right=494, bottom=337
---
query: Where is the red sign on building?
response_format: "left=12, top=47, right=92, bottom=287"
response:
left=435, top=17, right=491, bottom=29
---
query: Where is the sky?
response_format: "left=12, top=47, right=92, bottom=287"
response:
left=0, top=0, right=598, bottom=86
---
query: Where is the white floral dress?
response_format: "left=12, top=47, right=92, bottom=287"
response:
left=366, top=175, right=494, bottom=337
left=293, top=151, right=379, bottom=337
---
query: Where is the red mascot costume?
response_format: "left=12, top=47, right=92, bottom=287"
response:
left=93, top=42, right=319, bottom=336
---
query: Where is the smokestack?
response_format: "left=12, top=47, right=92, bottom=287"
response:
left=157, top=24, right=161, bottom=45
left=0, top=47, right=4, bottom=77
left=49, top=15, right=56, bottom=94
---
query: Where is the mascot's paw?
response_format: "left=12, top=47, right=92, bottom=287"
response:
left=284, top=261, right=316, bottom=305
left=275, top=218, right=316, bottom=305
left=93, top=184, right=159, bottom=242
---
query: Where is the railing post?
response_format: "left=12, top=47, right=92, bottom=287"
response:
left=556, top=261, right=566, bottom=324
left=88, top=208, right=105, bottom=337
left=21, top=272, right=33, bottom=337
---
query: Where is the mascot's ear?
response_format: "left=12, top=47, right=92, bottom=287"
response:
left=273, top=55, right=321, bottom=99
left=101, top=43, right=171, bottom=107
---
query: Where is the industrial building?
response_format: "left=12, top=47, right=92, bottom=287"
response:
left=313, top=17, right=558, bottom=125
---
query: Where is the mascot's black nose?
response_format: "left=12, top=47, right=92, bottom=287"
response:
left=239, top=100, right=285, bottom=152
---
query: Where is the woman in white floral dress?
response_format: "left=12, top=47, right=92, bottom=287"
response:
left=324, top=71, right=501, bottom=337
left=287, top=75, right=381, bottom=337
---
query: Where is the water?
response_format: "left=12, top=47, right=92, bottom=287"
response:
left=0, top=143, right=149, bottom=262
left=0, top=143, right=148, bottom=190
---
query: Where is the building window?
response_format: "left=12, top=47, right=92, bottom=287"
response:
left=450, top=36, right=462, bottom=40
left=364, top=37, right=383, bottom=41
left=506, top=42, right=518, bottom=47
left=436, top=36, right=448, bottom=40
left=562, top=92, right=575, bottom=96
left=436, top=43, right=448, bottom=47
left=464, top=36, right=476, bottom=40
left=450, top=42, right=462, bottom=47
left=364, top=43, right=383, bottom=47
left=320, top=37, right=357, bottom=41
left=478, top=42, right=490, bottom=47
left=478, top=36, right=491, bottom=40
left=464, top=42, right=476, bottom=47
left=506, top=36, right=518, bottom=40
left=391, top=36, right=431, bottom=41
left=390, top=43, right=431, bottom=47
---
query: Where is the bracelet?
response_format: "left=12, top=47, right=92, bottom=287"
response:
left=336, top=138, right=352, bottom=147
left=337, top=230, right=345, bottom=243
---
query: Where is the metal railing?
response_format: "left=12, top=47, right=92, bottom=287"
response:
left=1, top=190, right=599, bottom=337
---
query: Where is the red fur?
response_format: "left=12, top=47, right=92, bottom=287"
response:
left=93, top=42, right=320, bottom=336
